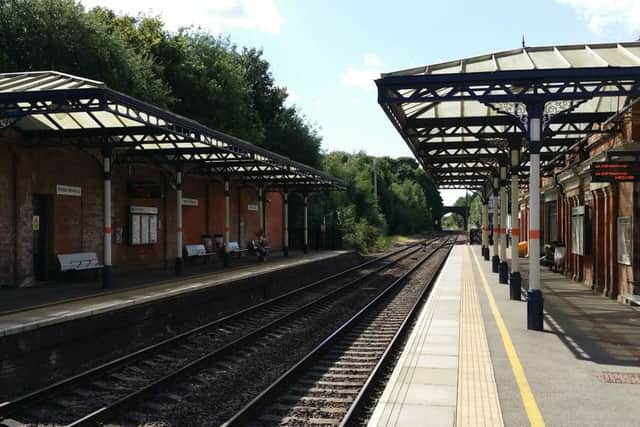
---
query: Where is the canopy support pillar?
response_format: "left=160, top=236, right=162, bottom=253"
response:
left=102, top=145, right=113, bottom=288
left=223, top=177, right=230, bottom=268
left=175, top=167, right=184, bottom=276
left=258, top=186, right=265, bottom=234
left=491, top=176, right=500, bottom=273
left=303, top=193, right=309, bottom=254
left=510, top=146, right=522, bottom=300
left=499, top=166, right=509, bottom=284
left=283, top=190, right=289, bottom=257
left=527, top=107, right=544, bottom=330
left=482, top=200, right=490, bottom=260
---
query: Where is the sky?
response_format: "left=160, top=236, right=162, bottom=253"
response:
left=80, top=0, right=640, bottom=204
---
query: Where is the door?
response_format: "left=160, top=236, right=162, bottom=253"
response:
left=32, top=195, right=51, bottom=281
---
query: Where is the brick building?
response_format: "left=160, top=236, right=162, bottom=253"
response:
left=0, top=71, right=344, bottom=288
left=519, top=104, right=640, bottom=302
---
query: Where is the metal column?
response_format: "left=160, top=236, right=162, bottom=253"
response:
left=102, top=147, right=113, bottom=288
left=527, top=108, right=544, bottom=330
left=498, top=166, right=509, bottom=284
left=175, top=168, right=184, bottom=276
left=510, top=147, right=522, bottom=299
left=303, top=193, right=309, bottom=254
left=482, top=201, right=490, bottom=260
left=283, top=190, right=289, bottom=257
left=491, top=176, right=500, bottom=273
left=258, top=186, right=265, bottom=234
left=223, top=177, right=230, bottom=268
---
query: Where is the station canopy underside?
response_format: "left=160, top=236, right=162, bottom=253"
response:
left=0, top=71, right=346, bottom=192
left=377, top=42, right=640, bottom=193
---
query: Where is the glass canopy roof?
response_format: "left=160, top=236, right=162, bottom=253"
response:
left=0, top=71, right=346, bottom=191
left=377, top=42, right=640, bottom=193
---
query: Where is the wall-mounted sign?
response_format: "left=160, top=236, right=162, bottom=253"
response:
left=56, top=184, right=82, bottom=197
left=130, top=206, right=158, bottom=215
left=591, top=162, right=640, bottom=183
left=32, top=215, right=40, bottom=231
left=182, top=198, right=199, bottom=207
left=248, top=204, right=258, bottom=212
left=129, top=206, right=158, bottom=245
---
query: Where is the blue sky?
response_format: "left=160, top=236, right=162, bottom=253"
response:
left=81, top=0, right=640, bottom=203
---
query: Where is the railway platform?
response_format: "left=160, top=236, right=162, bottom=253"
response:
left=0, top=250, right=351, bottom=337
left=369, top=244, right=640, bottom=427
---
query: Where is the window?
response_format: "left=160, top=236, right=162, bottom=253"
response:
left=617, top=216, right=632, bottom=265
left=548, top=201, right=558, bottom=243
left=571, top=206, right=587, bottom=256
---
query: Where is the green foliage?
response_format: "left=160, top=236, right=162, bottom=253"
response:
left=442, top=193, right=482, bottom=230
left=0, top=0, right=319, bottom=165
left=319, top=152, right=441, bottom=253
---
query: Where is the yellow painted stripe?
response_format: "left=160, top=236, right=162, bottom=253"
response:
left=470, top=247, right=546, bottom=427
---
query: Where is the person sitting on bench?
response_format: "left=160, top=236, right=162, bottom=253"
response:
left=249, top=230, right=270, bottom=260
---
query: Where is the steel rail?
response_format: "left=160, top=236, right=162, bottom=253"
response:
left=0, top=239, right=434, bottom=425
left=221, top=236, right=455, bottom=426
left=339, top=238, right=456, bottom=426
left=66, top=240, right=433, bottom=427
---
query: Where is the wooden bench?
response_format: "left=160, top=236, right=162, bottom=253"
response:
left=227, top=241, right=249, bottom=257
left=58, top=252, right=103, bottom=272
left=184, top=244, right=216, bottom=263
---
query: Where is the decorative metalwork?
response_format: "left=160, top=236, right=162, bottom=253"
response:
left=0, top=117, right=16, bottom=129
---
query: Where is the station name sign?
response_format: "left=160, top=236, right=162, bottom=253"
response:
left=590, top=161, right=640, bottom=183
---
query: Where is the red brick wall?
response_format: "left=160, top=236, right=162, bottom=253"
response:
left=0, top=134, right=16, bottom=287
left=0, top=140, right=287, bottom=286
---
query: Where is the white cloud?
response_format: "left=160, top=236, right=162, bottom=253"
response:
left=339, top=53, right=383, bottom=93
left=558, top=0, right=640, bottom=36
left=79, top=0, right=284, bottom=34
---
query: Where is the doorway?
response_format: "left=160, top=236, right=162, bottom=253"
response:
left=32, top=194, right=52, bottom=281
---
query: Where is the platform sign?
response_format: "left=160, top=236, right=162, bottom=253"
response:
left=247, top=204, right=258, bottom=212
left=182, top=198, right=199, bottom=207
left=56, top=184, right=82, bottom=197
left=591, top=161, right=640, bottom=183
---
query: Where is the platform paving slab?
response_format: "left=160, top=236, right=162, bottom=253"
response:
left=368, top=245, right=502, bottom=427
left=472, top=245, right=640, bottom=427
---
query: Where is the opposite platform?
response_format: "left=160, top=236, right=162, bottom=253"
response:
left=0, top=250, right=349, bottom=337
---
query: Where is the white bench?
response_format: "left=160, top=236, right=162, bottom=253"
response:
left=184, top=244, right=215, bottom=262
left=58, top=252, right=103, bottom=272
left=227, top=241, right=248, bottom=257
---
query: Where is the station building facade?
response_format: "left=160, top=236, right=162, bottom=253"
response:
left=519, top=105, right=640, bottom=302
left=0, top=129, right=286, bottom=288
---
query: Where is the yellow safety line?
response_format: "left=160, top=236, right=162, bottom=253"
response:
left=470, top=247, right=546, bottom=427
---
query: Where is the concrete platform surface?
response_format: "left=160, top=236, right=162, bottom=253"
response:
left=369, top=244, right=640, bottom=427
left=474, top=245, right=640, bottom=427
left=0, top=250, right=348, bottom=337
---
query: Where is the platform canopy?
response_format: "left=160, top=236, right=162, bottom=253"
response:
left=0, top=71, right=346, bottom=192
left=377, top=42, right=640, bottom=193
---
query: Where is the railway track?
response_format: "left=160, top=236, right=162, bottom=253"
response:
left=222, top=236, right=457, bottom=427
left=0, top=239, right=438, bottom=426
